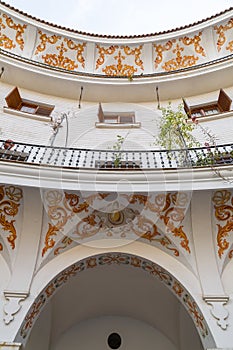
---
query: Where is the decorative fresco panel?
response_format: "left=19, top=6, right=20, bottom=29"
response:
left=18, top=253, right=210, bottom=344
left=32, top=29, right=86, bottom=71
left=95, top=44, right=144, bottom=76
left=153, top=31, right=206, bottom=72
left=214, top=18, right=233, bottom=54
left=212, top=190, right=233, bottom=272
left=0, top=185, right=23, bottom=269
left=0, top=13, right=27, bottom=54
left=36, top=190, right=194, bottom=272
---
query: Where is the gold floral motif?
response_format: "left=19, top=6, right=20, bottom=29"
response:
left=162, top=43, right=199, bottom=72
left=42, top=191, right=90, bottom=256
left=0, top=34, right=16, bottom=50
left=179, top=32, right=206, bottom=57
left=53, top=264, right=82, bottom=287
left=86, top=257, right=97, bottom=268
left=35, top=32, right=86, bottom=70
left=74, top=213, right=104, bottom=239
left=0, top=18, right=15, bottom=49
left=147, top=193, right=190, bottom=253
left=217, top=221, right=233, bottom=258
left=64, top=192, right=89, bottom=213
left=0, top=214, right=16, bottom=249
left=214, top=19, right=233, bottom=52
left=54, top=236, right=73, bottom=256
left=45, top=283, right=55, bottom=297
left=99, top=254, right=130, bottom=265
left=96, top=44, right=144, bottom=76
left=35, top=31, right=61, bottom=54
left=95, top=45, right=118, bottom=69
left=172, top=281, right=184, bottom=297
left=42, top=42, right=79, bottom=70
left=154, top=33, right=204, bottom=71
left=130, top=256, right=142, bottom=267
left=142, top=261, right=172, bottom=285
left=213, top=190, right=233, bottom=258
left=42, top=224, right=59, bottom=257
left=46, top=190, right=63, bottom=206
left=21, top=295, right=46, bottom=338
left=102, top=50, right=137, bottom=76
left=5, top=186, right=23, bottom=202
left=0, top=185, right=22, bottom=250
left=183, top=294, right=208, bottom=337
left=127, top=194, right=148, bottom=205
left=212, top=190, right=231, bottom=206
left=42, top=191, right=189, bottom=257
left=154, top=40, right=175, bottom=68
left=64, top=38, right=86, bottom=68
left=228, top=249, right=233, bottom=259
left=122, top=45, right=144, bottom=70
left=131, top=215, right=179, bottom=256
left=0, top=14, right=27, bottom=50
left=226, top=40, right=233, bottom=52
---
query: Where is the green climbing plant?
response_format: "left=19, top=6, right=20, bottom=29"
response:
left=157, top=102, right=199, bottom=150
left=156, top=103, right=200, bottom=166
left=112, top=134, right=125, bottom=167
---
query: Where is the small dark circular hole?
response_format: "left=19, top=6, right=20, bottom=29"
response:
left=107, top=332, right=122, bottom=349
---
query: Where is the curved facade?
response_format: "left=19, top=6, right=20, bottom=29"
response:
left=1, top=3, right=233, bottom=350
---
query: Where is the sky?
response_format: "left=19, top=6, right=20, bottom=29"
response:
left=3, top=0, right=233, bottom=35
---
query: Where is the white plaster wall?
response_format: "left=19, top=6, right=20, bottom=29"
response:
left=52, top=316, right=178, bottom=350
left=1, top=81, right=233, bottom=149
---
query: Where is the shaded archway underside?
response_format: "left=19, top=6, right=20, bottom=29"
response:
left=16, top=252, right=215, bottom=348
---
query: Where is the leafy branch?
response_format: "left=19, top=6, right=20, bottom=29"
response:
left=112, top=135, right=125, bottom=167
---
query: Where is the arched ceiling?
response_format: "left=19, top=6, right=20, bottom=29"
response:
left=24, top=263, right=203, bottom=350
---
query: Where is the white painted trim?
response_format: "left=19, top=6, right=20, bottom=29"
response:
left=3, top=107, right=52, bottom=122
left=95, top=122, right=141, bottom=128
left=0, top=161, right=232, bottom=191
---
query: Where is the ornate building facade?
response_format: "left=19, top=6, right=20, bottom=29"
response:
left=1, top=2, right=233, bottom=349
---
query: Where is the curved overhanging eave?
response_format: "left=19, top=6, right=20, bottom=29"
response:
left=2, top=51, right=233, bottom=102
left=0, top=162, right=232, bottom=192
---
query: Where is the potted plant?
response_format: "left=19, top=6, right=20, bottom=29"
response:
left=96, top=134, right=140, bottom=169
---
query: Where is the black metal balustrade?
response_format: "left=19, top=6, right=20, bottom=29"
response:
left=0, top=140, right=233, bottom=170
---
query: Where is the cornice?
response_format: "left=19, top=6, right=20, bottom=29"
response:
left=0, top=161, right=232, bottom=192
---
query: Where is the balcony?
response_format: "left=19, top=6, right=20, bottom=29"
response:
left=0, top=138, right=232, bottom=171
left=0, top=140, right=232, bottom=169
left=0, top=141, right=232, bottom=192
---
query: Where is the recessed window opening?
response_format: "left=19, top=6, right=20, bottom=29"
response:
left=96, top=103, right=140, bottom=128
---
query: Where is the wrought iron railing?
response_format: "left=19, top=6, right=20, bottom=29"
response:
left=0, top=140, right=233, bottom=169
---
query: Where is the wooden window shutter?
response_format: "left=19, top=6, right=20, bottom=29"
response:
left=182, top=98, right=191, bottom=116
left=98, top=103, right=105, bottom=122
left=218, top=89, right=232, bottom=112
left=5, top=87, right=22, bottom=109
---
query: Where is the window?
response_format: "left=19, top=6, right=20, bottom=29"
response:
left=96, top=103, right=141, bottom=128
left=107, top=333, right=122, bottom=349
left=183, top=89, right=232, bottom=119
left=4, top=86, right=55, bottom=120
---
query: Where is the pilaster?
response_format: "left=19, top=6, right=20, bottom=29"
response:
left=191, top=190, right=229, bottom=331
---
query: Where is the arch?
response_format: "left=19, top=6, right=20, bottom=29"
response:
left=0, top=253, right=11, bottom=287
left=15, top=242, right=215, bottom=348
